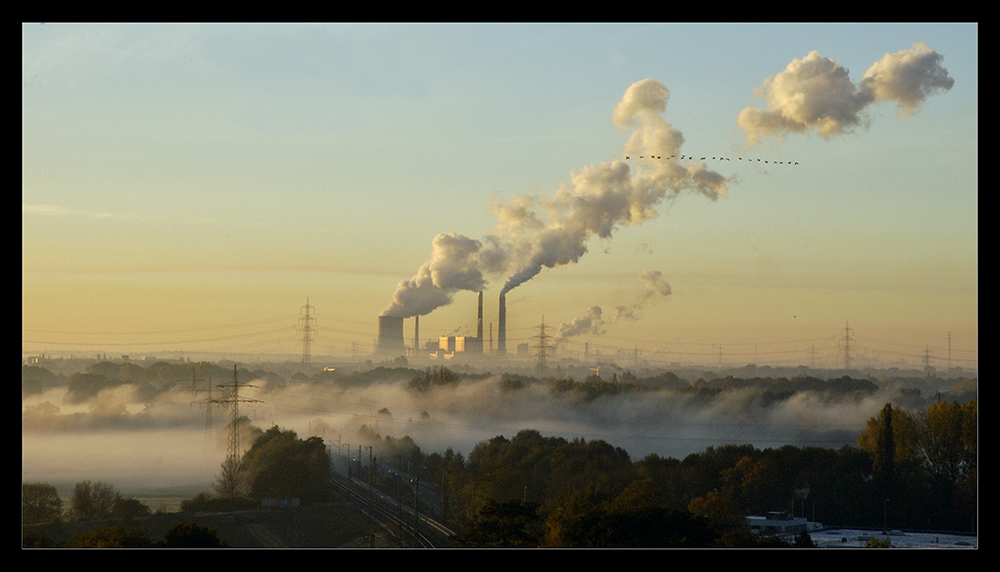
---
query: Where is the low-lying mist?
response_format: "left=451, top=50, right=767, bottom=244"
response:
left=25, top=362, right=967, bottom=499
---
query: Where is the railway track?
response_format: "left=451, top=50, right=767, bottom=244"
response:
left=331, top=475, right=456, bottom=548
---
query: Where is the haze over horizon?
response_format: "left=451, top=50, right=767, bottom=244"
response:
left=23, top=23, right=977, bottom=371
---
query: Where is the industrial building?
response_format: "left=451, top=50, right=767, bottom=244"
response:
left=377, top=290, right=500, bottom=360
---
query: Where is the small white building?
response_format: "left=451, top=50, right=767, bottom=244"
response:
left=746, top=511, right=809, bottom=536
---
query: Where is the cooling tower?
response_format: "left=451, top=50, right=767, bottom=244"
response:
left=377, top=315, right=405, bottom=356
left=498, top=293, right=506, bottom=355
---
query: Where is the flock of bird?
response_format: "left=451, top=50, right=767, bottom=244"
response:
left=626, top=154, right=799, bottom=165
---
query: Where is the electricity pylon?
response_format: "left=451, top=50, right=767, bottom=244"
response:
left=533, top=317, right=551, bottom=371
left=183, top=365, right=218, bottom=433
left=840, top=321, right=855, bottom=370
left=298, top=298, right=316, bottom=364
left=213, top=365, right=262, bottom=467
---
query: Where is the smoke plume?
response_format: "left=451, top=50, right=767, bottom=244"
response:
left=556, top=306, right=606, bottom=343
left=614, top=270, right=672, bottom=322
left=737, top=42, right=954, bottom=145
left=384, top=79, right=729, bottom=317
left=381, top=232, right=486, bottom=318
left=556, top=271, right=672, bottom=343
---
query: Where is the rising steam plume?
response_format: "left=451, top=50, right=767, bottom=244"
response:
left=737, top=42, right=954, bottom=145
left=556, top=270, right=672, bottom=343
left=382, top=79, right=728, bottom=318
left=383, top=42, right=953, bottom=319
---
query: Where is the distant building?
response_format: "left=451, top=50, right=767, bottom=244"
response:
left=440, top=336, right=465, bottom=353
left=434, top=334, right=484, bottom=360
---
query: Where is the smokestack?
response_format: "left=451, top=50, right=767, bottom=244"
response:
left=376, top=315, right=405, bottom=356
left=414, top=314, right=419, bottom=356
left=498, top=293, right=506, bottom=355
left=477, top=291, right=483, bottom=341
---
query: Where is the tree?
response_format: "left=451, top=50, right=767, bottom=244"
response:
left=163, top=522, right=227, bottom=547
left=65, top=372, right=119, bottom=404
left=540, top=487, right=609, bottom=547
left=214, top=457, right=248, bottom=498
left=599, top=506, right=717, bottom=548
left=919, top=398, right=977, bottom=483
left=458, top=499, right=541, bottom=547
left=857, top=400, right=978, bottom=530
left=543, top=488, right=717, bottom=548
left=70, top=480, right=151, bottom=522
left=865, top=535, right=892, bottom=548
left=857, top=403, right=920, bottom=470
left=687, top=490, right=750, bottom=545
left=71, top=524, right=153, bottom=548
left=71, top=480, right=120, bottom=521
left=408, top=366, right=459, bottom=393
left=110, top=497, right=151, bottom=519
left=242, top=426, right=331, bottom=502
left=22, top=482, right=62, bottom=524
left=857, top=403, right=921, bottom=527
left=793, top=531, right=816, bottom=548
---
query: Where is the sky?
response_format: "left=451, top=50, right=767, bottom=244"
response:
left=22, top=23, right=978, bottom=370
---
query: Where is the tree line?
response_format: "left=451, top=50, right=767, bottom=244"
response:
left=22, top=480, right=227, bottom=547
left=355, top=397, right=976, bottom=547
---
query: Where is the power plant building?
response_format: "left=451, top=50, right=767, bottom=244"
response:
left=379, top=290, right=503, bottom=360
left=439, top=335, right=467, bottom=353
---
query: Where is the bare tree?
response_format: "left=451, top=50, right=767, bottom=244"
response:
left=214, top=457, right=248, bottom=498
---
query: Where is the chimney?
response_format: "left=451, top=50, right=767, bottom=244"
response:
left=498, top=293, right=506, bottom=355
left=414, top=314, right=419, bottom=356
left=477, top=291, right=484, bottom=341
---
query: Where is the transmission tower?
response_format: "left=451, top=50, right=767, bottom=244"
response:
left=840, top=322, right=855, bottom=370
left=183, top=365, right=218, bottom=433
left=533, top=317, right=551, bottom=371
left=213, top=365, right=262, bottom=466
left=181, top=365, right=206, bottom=398
left=947, top=332, right=952, bottom=368
left=298, top=298, right=316, bottom=364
